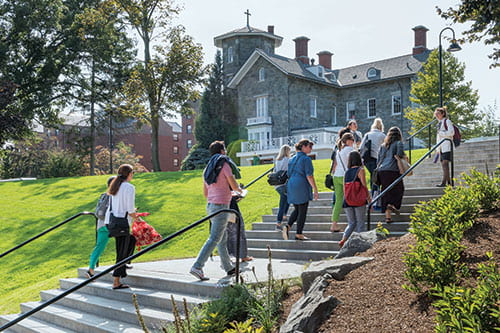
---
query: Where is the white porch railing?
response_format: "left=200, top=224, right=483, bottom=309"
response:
left=241, top=131, right=338, bottom=152
left=246, top=116, right=272, bottom=126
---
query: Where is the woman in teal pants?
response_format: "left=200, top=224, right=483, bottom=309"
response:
left=87, top=177, right=115, bottom=278
left=330, top=133, right=355, bottom=232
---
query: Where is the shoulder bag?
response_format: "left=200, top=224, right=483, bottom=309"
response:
left=107, top=197, right=130, bottom=238
left=394, top=154, right=413, bottom=176
left=344, top=167, right=368, bottom=206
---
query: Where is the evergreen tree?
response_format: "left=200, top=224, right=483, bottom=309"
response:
left=194, top=50, right=232, bottom=149
left=405, top=49, right=479, bottom=138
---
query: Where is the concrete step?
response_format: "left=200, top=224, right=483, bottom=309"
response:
left=18, top=302, right=144, bottom=333
left=245, top=230, right=406, bottom=240
left=261, top=212, right=412, bottom=223
left=248, top=248, right=338, bottom=261
left=252, top=221, right=410, bottom=232
left=247, top=238, right=341, bottom=251
left=0, top=314, right=74, bottom=333
left=273, top=204, right=421, bottom=216
left=39, top=289, right=171, bottom=328
left=76, top=268, right=223, bottom=298
left=59, top=278, right=208, bottom=313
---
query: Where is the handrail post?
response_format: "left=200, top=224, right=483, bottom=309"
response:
left=450, top=139, right=454, bottom=187
left=235, top=213, right=241, bottom=284
left=367, top=207, right=371, bottom=231
left=428, top=125, right=431, bottom=152
left=409, top=138, right=412, bottom=164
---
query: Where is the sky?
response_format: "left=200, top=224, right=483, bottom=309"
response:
left=172, top=0, right=499, bottom=119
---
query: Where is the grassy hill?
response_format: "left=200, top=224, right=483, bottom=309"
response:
left=0, top=149, right=427, bottom=315
left=0, top=160, right=333, bottom=314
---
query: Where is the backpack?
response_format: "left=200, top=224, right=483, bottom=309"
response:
left=344, top=167, right=368, bottom=207
left=95, top=192, right=110, bottom=220
left=361, top=137, right=372, bottom=162
left=442, top=120, right=461, bottom=147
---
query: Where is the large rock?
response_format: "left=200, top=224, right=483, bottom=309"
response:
left=280, top=274, right=339, bottom=333
left=301, top=256, right=374, bottom=293
left=335, top=229, right=386, bottom=259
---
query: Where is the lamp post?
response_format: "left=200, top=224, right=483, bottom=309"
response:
left=438, top=27, right=462, bottom=107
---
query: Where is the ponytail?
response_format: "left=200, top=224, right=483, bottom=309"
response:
left=107, top=164, right=133, bottom=195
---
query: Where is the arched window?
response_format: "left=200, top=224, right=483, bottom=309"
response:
left=367, top=68, right=377, bottom=78
left=227, top=47, right=233, bottom=63
left=259, top=68, right=265, bottom=81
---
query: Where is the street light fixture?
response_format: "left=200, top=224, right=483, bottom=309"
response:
left=438, top=27, right=462, bottom=107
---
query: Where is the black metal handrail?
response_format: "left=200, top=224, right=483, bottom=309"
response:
left=0, top=208, right=243, bottom=331
left=241, top=167, right=274, bottom=189
left=406, top=118, right=437, bottom=164
left=0, top=212, right=98, bottom=259
left=367, top=138, right=453, bottom=230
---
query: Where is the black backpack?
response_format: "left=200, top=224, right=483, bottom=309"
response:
left=267, top=170, right=288, bottom=186
left=362, top=138, right=372, bottom=162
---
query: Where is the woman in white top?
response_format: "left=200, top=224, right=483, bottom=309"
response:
left=359, top=118, right=386, bottom=189
left=106, top=164, right=138, bottom=289
left=434, top=107, right=455, bottom=187
left=274, top=145, right=291, bottom=230
left=330, top=132, right=355, bottom=232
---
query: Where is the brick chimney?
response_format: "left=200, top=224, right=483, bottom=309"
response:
left=412, top=25, right=429, bottom=55
left=317, top=51, right=333, bottom=69
left=267, top=25, right=274, bottom=34
left=293, top=36, right=310, bottom=65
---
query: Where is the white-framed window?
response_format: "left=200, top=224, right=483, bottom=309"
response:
left=332, top=106, right=337, bottom=125
left=187, top=139, right=192, bottom=148
left=310, top=97, right=317, bottom=118
left=258, top=68, right=265, bottom=81
left=247, top=126, right=272, bottom=148
left=256, top=96, right=268, bottom=117
left=392, top=95, right=401, bottom=115
left=173, top=159, right=179, bottom=167
left=367, top=68, right=377, bottom=78
left=367, top=98, right=376, bottom=118
left=173, top=134, right=179, bottom=141
left=346, top=101, right=355, bottom=120
left=173, top=146, right=179, bottom=154
left=227, top=47, right=233, bottom=63
left=187, top=125, right=192, bottom=134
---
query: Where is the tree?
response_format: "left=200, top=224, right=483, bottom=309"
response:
left=471, top=102, right=500, bottom=137
left=116, top=0, right=205, bottom=171
left=405, top=49, right=479, bottom=138
left=0, top=0, right=93, bottom=143
left=0, top=80, right=31, bottom=145
left=437, top=1, right=500, bottom=68
left=70, top=0, right=135, bottom=175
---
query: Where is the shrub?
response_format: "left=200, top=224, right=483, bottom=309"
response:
left=181, top=145, right=211, bottom=170
left=404, top=185, right=480, bottom=292
left=93, top=142, right=148, bottom=174
left=40, top=150, right=85, bottom=178
left=461, top=168, right=500, bottom=212
left=433, top=254, right=499, bottom=333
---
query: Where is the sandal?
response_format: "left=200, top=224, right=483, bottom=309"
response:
left=241, top=256, right=254, bottom=262
left=282, top=225, right=290, bottom=240
left=338, top=239, right=346, bottom=248
left=112, top=284, right=130, bottom=290
left=330, top=223, right=342, bottom=233
left=385, top=217, right=393, bottom=224
left=387, top=204, right=400, bottom=216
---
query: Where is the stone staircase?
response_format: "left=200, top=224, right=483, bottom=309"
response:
left=1, top=137, right=497, bottom=332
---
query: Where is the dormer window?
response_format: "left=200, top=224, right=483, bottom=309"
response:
left=367, top=68, right=377, bottom=78
left=317, top=66, right=323, bottom=78
left=227, top=47, right=233, bottom=63
left=259, top=68, right=265, bottom=81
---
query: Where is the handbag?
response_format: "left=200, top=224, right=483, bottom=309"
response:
left=344, top=167, right=368, bottom=206
left=324, top=174, right=334, bottom=190
left=267, top=169, right=288, bottom=185
left=395, top=155, right=413, bottom=176
left=372, top=168, right=381, bottom=186
left=107, top=197, right=130, bottom=238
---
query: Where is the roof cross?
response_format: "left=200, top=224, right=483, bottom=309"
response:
left=244, top=9, right=251, bottom=28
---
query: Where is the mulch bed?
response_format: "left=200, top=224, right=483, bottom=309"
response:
left=279, top=210, right=500, bottom=333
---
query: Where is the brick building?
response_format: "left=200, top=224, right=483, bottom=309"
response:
left=214, top=24, right=430, bottom=165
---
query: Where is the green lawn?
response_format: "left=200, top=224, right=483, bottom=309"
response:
left=0, top=148, right=426, bottom=314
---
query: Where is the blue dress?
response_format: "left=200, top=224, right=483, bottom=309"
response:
left=287, top=152, right=314, bottom=204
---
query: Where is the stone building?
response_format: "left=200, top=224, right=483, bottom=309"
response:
left=214, top=23, right=430, bottom=165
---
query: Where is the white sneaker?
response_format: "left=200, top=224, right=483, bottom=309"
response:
left=190, top=267, right=209, bottom=281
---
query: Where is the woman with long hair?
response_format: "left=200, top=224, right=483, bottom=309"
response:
left=274, top=145, right=291, bottom=230
left=434, top=107, right=455, bottom=187
left=330, top=132, right=355, bottom=232
left=359, top=117, right=386, bottom=188
left=106, top=164, right=138, bottom=289
left=376, top=127, right=405, bottom=223
left=282, top=139, right=319, bottom=241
